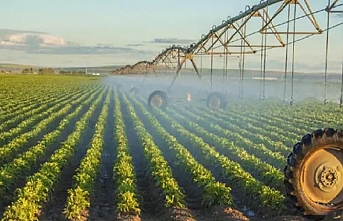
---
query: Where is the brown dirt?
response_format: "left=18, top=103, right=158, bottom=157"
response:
left=167, top=207, right=197, bottom=221
left=267, top=215, right=307, bottom=221
left=117, top=214, right=142, bottom=221
left=189, top=206, right=250, bottom=221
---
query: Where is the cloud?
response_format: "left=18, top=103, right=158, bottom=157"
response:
left=25, top=45, right=152, bottom=55
left=150, top=38, right=194, bottom=44
left=0, top=44, right=152, bottom=55
left=0, top=31, right=153, bottom=55
left=0, top=29, right=47, bottom=37
left=127, top=43, right=144, bottom=47
left=25, top=35, right=44, bottom=53
left=97, top=43, right=113, bottom=47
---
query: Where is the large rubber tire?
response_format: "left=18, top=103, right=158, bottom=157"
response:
left=284, top=128, right=343, bottom=220
left=206, top=92, right=227, bottom=110
left=148, top=90, right=168, bottom=109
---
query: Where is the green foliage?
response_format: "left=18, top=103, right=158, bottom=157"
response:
left=2, top=74, right=343, bottom=219
left=38, top=68, right=55, bottom=75
left=63, top=90, right=110, bottom=220
left=1, top=88, right=106, bottom=221
left=121, top=92, right=186, bottom=209
left=134, top=94, right=287, bottom=212
left=58, top=70, right=87, bottom=75
left=127, top=93, right=233, bottom=208
left=0, top=86, right=101, bottom=197
left=113, top=89, right=141, bottom=216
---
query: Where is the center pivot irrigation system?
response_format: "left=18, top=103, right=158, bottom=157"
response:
left=112, top=1, right=343, bottom=220
left=112, top=0, right=343, bottom=110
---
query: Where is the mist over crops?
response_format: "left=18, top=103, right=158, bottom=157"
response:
left=105, top=70, right=342, bottom=104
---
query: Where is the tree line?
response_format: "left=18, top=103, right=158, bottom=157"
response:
left=21, top=68, right=86, bottom=75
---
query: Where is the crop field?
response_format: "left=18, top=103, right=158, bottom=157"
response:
left=0, top=74, right=342, bottom=221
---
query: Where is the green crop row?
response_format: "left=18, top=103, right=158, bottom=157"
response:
left=1, top=88, right=106, bottom=221
left=113, top=89, right=141, bottom=217
left=0, top=85, right=104, bottom=166
left=134, top=95, right=286, bottom=213
left=0, top=86, right=101, bottom=198
left=121, top=92, right=186, bottom=209
left=63, top=88, right=110, bottom=220
left=168, top=106, right=284, bottom=190
left=127, top=93, right=233, bottom=208
left=0, top=85, right=99, bottom=142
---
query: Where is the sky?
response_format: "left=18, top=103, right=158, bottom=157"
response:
left=0, top=0, right=342, bottom=72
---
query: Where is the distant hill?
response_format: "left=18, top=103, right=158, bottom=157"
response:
left=0, top=63, right=123, bottom=74
left=1, top=63, right=341, bottom=79
left=0, top=63, right=40, bottom=69
left=0, top=63, right=41, bottom=73
left=54, top=65, right=123, bottom=74
left=0, top=63, right=317, bottom=74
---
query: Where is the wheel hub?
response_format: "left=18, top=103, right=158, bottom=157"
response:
left=319, top=167, right=338, bottom=189
left=301, top=146, right=343, bottom=205
left=151, top=95, right=163, bottom=107
left=209, top=97, right=220, bottom=109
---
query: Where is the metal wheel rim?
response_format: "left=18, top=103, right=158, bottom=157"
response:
left=300, top=145, right=343, bottom=210
left=209, top=96, right=220, bottom=109
left=151, top=95, right=163, bottom=107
